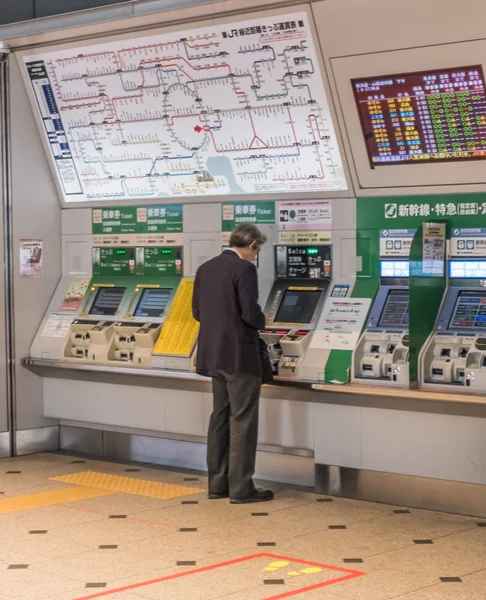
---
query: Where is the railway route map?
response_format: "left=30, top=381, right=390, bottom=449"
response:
left=22, top=12, right=347, bottom=202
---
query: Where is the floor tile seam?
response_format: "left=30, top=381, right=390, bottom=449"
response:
left=112, top=541, right=261, bottom=570
left=382, top=581, right=449, bottom=600
left=173, top=509, right=284, bottom=533
left=26, top=549, right=116, bottom=572
left=455, top=566, right=486, bottom=580
left=430, top=524, right=485, bottom=542
left=354, top=523, right=483, bottom=559
left=25, top=532, right=175, bottom=568
left=113, top=539, right=261, bottom=563
left=365, top=539, right=431, bottom=560
left=51, top=504, right=178, bottom=533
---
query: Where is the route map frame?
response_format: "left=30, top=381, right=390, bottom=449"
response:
left=21, top=10, right=348, bottom=204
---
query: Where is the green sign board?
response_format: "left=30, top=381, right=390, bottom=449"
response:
left=359, top=194, right=486, bottom=230
left=222, top=202, right=275, bottom=231
left=92, top=205, right=183, bottom=235
left=93, top=247, right=182, bottom=277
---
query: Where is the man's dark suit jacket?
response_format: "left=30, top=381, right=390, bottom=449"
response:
left=192, top=250, right=266, bottom=378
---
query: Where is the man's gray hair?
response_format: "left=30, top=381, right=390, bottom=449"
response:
left=229, top=224, right=267, bottom=249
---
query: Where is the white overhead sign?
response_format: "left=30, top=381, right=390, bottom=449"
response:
left=23, top=12, right=347, bottom=203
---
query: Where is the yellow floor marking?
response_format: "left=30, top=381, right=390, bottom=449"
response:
left=0, top=486, right=114, bottom=515
left=287, top=566, right=323, bottom=576
left=299, top=567, right=322, bottom=574
left=264, top=560, right=290, bottom=571
left=51, top=471, right=204, bottom=499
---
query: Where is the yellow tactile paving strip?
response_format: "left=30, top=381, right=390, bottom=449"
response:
left=50, top=471, right=204, bottom=499
left=0, top=486, right=114, bottom=514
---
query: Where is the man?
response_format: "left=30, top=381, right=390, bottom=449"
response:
left=192, top=224, right=274, bottom=504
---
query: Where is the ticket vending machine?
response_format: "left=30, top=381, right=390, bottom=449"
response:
left=421, top=259, right=486, bottom=393
left=105, top=281, right=180, bottom=366
left=353, top=259, right=410, bottom=386
left=261, top=244, right=339, bottom=382
left=31, top=247, right=183, bottom=367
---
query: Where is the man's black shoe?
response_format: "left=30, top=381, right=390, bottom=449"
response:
left=230, top=489, right=274, bottom=504
left=208, top=492, right=229, bottom=499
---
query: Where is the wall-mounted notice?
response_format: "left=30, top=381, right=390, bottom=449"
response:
left=20, top=239, right=43, bottom=278
left=41, top=313, right=74, bottom=338
left=380, top=229, right=416, bottom=258
left=310, top=298, right=371, bottom=350
left=222, top=202, right=275, bottom=243
left=60, top=276, right=90, bottom=312
left=92, top=206, right=183, bottom=247
left=422, top=223, right=446, bottom=276
left=451, top=228, right=486, bottom=257
left=278, top=200, right=332, bottom=244
left=23, top=12, right=347, bottom=203
left=153, top=279, right=199, bottom=356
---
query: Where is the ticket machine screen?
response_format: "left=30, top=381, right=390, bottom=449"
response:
left=378, top=289, right=409, bottom=327
left=134, top=288, right=172, bottom=319
left=449, top=290, right=486, bottom=329
left=89, top=287, right=126, bottom=317
left=274, top=289, right=321, bottom=324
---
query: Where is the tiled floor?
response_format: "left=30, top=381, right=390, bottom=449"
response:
left=1, top=454, right=486, bottom=599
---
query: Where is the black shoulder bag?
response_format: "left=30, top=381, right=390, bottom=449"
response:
left=259, top=338, right=274, bottom=385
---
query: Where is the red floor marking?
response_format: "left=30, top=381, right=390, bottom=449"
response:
left=73, top=552, right=366, bottom=600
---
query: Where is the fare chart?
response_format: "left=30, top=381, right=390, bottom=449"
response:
left=23, top=12, right=347, bottom=202
left=353, top=66, right=486, bottom=166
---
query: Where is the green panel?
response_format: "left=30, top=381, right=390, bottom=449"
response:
left=92, top=248, right=135, bottom=276
left=92, top=205, right=183, bottom=234
left=93, top=246, right=183, bottom=277
left=222, top=201, right=275, bottom=231
left=408, top=224, right=447, bottom=385
left=136, top=247, right=183, bottom=277
left=358, top=194, right=486, bottom=230
left=325, top=350, right=352, bottom=384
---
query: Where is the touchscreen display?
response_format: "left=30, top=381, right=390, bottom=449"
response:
left=378, top=289, right=409, bottom=328
left=449, top=290, right=486, bottom=329
left=134, top=288, right=172, bottom=319
left=89, top=287, right=125, bottom=317
left=274, top=289, right=321, bottom=324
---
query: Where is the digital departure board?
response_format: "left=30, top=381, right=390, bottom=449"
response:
left=89, top=287, right=126, bottom=317
left=276, top=245, right=331, bottom=279
left=378, top=289, right=409, bottom=328
left=449, top=290, right=486, bottom=329
left=275, top=289, right=322, bottom=324
left=352, top=66, right=486, bottom=165
left=134, top=288, right=172, bottom=319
